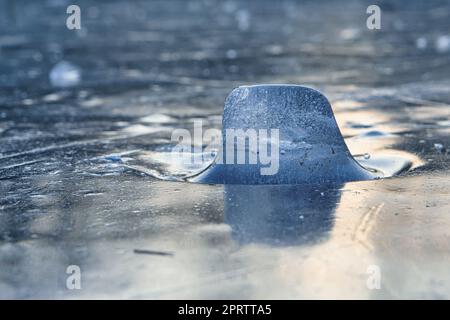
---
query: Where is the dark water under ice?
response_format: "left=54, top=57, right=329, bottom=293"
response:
left=0, top=0, right=449, bottom=298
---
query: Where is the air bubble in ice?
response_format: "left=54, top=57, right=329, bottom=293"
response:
left=226, top=49, right=238, bottom=59
left=416, top=37, right=428, bottom=50
left=435, top=35, right=450, bottom=53
left=49, top=61, right=81, bottom=88
left=236, top=10, right=250, bottom=31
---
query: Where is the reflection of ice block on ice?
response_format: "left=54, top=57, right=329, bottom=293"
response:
left=191, top=84, right=377, bottom=184
left=224, top=184, right=341, bottom=245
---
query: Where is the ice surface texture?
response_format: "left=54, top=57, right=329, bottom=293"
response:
left=191, top=85, right=376, bottom=184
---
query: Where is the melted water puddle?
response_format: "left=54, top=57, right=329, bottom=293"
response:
left=84, top=141, right=422, bottom=183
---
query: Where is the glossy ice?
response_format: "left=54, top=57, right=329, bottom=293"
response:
left=0, top=0, right=449, bottom=299
left=191, top=85, right=378, bottom=184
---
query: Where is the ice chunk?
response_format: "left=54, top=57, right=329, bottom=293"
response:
left=190, top=85, right=377, bottom=185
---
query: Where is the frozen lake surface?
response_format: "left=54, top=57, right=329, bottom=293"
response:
left=0, top=0, right=449, bottom=299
